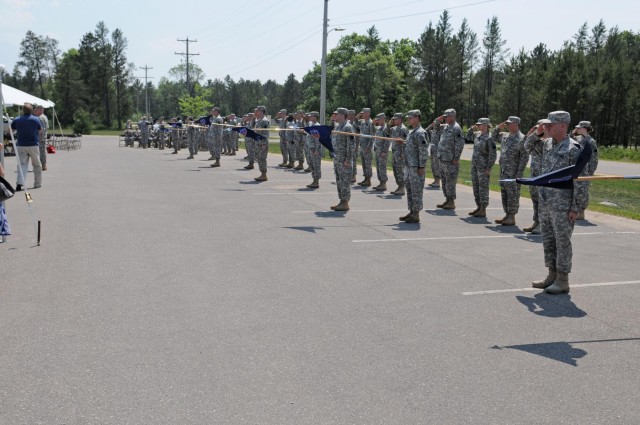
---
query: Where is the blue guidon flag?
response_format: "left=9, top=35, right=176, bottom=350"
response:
left=303, top=125, right=335, bottom=158
left=197, top=116, right=212, bottom=127
left=231, top=126, right=266, bottom=141
left=503, top=142, right=592, bottom=189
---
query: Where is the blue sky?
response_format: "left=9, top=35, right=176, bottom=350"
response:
left=1, top=0, right=638, bottom=84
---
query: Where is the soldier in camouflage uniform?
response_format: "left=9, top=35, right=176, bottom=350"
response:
left=293, top=110, right=306, bottom=170
left=303, top=112, right=312, bottom=172
left=185, top=117, right=198, bottom=159
left=522, top=119, right=548, bottom=233
left=373, top=113, right=391, bottom=192
left=243, top=113, right=256, bottom=170
left=138, top=116, right=150, bottom=149
left=572, top=121, right=599, bottom=220
left=532, top=111, right=588, bottom=294
left=157, top=117, right=166, bottom=150
left=427, top=121, right=441, bottom=188
left=432, top=109, right=464, bottom=209
left=347, top=109, right=358, bottom=183
left=355, top=108, right=375, bottom=187
left=399, top=110, right=429, bottom=224
left=276, top=109, right=289, bottom=167
left=493, top=116, right=528, bottom=226
left=467, top=118, right=497, bottom=218
left=305, top=111, right=322, bottom=189
left=208, top=107, right=224, bottom=168
left=253, top=106, right=270, bottom=182
left=227, top=114, right=239, bottom=155
left=390, top=112, right=408, bottom=195
left=330, top=108, right=356, bottom=211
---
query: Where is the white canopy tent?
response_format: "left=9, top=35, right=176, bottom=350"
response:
left=1, top=83, right=55, bottom=109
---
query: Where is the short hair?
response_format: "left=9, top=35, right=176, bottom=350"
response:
left=23, top=103, right=34, bottom=114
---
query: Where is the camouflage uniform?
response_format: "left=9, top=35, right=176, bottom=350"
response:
left=294, top=117, right=306, bottom=164
left=433, top=120, right=465, bottom=200
left=253, top=114, right=270, bottom=173
left=524, top=132, right=545, bottom=223
left=305, top=121, right=322, bottom=181
left=138, top=119, right=150, bottom=148
left=574, top=130, right=599, bottom=209
left=157, top=122, right=166, bottom=150
left=208, top=115, right=224, bottom=160
left=358, top=117, right=375, bottom=179
left=494, top=127, right=528, bottom=214
left=374, top=123, right=391, bottom=185
left=186, top=124, right=198, bottom=157
left=228, top=117, right=239, bottom=152
left=469, top=127, right=497, bottom=208
left=404, top=124, right=429, bottom=211
left=349, top=111, right=359, bottom=179
left=285, top=119, right=296, bottom=161
left=428, top=127, right=441, bottom=181
left=277, top=112, right=289, bottom=164
left=245, top=116, right=256, bottom=163
left=539, top=136, right=588, bottom=273
left=391, top=122, right=408, bottom=187
left=333, top=120, right=356, bottom=202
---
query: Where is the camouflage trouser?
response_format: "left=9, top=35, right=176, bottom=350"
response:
left=585, top=182, right=591, bottom=209
left=309, top=146, right=322, bottom=180
left=405, top=167, right=426, bottom=211
left=499, top=180, right=521, bottom=214
left=39, top=139, right=47, bottom=165
left=334, top=160, right=353, bottom=201
left=245, top=138, right=256, bottom=162
left=375, top=149, right=389, bottom=183
left=232, top=134, right=239, bottom=151
left=529, top=184, right=539, bottom=222
left=295, top=139, right=305, bottom=163
left=158, top=132, right=165, bottom=150
left=352, top=140, right=360, bottom=177
left=141, top=132, right=149, bottom=148
left=212, top=136, right=222, bottom=160
left=439, top=160, right=459, bottom=199
left=287, top=140, right=296, bottom=163
left=188, top=135, right=198, bottom=156
left=280, top=137, right=290, bottom=163
left=471, top=162, right=490, bottom=207
left=171, top=132, right=182, bottom=151
left=304, top=143, right=311, bottom=167
left=223, top=133, right=231, bottom=152
left=430, top=144, right=440, bottom=178
left=392, top=146, right=405, bottom=185
left=360, top=141, right=373, bottom=178
left=199, top=131, right=207, bottom=151
left=256, top=141, right=269, bottom=173
left=539, top=203, right=575, bottom=273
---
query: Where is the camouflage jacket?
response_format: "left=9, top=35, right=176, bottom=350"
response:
left=391, top=124, right=408, bottom=152
left=253, top=117, right=270, bottom=145
left=523, top=133, right=544, bottom=176
left=434, top=122, right=465, bottom=162
left=494, top=129, right=527, bottom=178
left=374, top=124, right=391, bottom=153
left=540, top=136, right=588, bottom=212
left=357, top=118, right=375, bottom=147
left=404, top=126, right=429, bottom=168
left=332, top=121, right=356, bottom=163
left=574, top=134, right=599, bottom=176
left=208, top=115, right=223, bottom=138
left=468, top=128, right=497, bottom=171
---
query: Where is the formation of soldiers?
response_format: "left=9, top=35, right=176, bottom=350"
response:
left=122, top=105, right=599, bottom=295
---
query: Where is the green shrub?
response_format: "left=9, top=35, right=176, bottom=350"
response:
left=72, top=109, right=93, bottom=135
left=599, top=146, right=640, bottom=163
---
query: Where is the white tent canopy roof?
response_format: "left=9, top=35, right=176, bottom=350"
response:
left=1, top=83, right=55, bottom=108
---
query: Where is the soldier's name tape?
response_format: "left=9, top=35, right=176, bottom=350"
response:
left=463, top=280, right=640, bottom=296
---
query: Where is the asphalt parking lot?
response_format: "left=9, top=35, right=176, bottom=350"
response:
left=1, top=136, right=639, bottom=424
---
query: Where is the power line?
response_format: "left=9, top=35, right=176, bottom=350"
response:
left=137, top=65, right=154, bottom=117
left=175, top=38, right=199, bottom=96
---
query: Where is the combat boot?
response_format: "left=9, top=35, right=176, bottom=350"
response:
left=576, top=210, right=586, bottom=221
left=187, top=155, right=194, bottom=159
left=278, top=162, right=287, bottom=167
left=351, top=176, right=357, bottom=183
left=286, top=161, right=295, bottom=169
left=494, top=214, right=507, bottom=224
left=473, top=206, right=487, bottom=218
left=501, top=213, right=516, bottom=226
left=210, top=159, right=220, bottom=168
left=334, top=201, right=350, bottom=211
left=437, top=198, right=450, bottom=208
left=391, top=184, right=405, bottom=195
left=404, top=211, right=420, bottom=223
left=375, top=182, right=387, bottom=192
left=428, top=178, right=440, bottom=188
left=358, top=177, right=371, bottom=187
left=208, top=155, right=216, bottom=160
left=230, top=150, right=236, bottom=156
left=468, top=205, right=480, bottom=216
left=254, top=172, right=268, bottom=182
left=399, top=211, right=411, bottom=221
left=531, top=223, right=541, bottom=234
left=295, top=161, right=304, bottom=170
left=442, top=199, right=456, bottom=210
left=304, top=167, right=312, bottom=173
left=523, top=221, right=539, bottom=233
left=244, top=161, right=255, bottom=170
left=545, top=271, right=570, bottom=294
left=306, top=179, right=319, bottom=189
left=532, top=267, right=557, bottom=289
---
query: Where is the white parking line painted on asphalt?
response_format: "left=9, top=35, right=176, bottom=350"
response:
left=292, top=209, right=407, bottom=213
left=462, top=280, right=640, bottom=296
left=252, top=192, right=337, bottom=195
left=352, top=231, right=638, bottom=243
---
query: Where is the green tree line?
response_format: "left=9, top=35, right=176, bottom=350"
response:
left=2, top=15, right=639, bottom=148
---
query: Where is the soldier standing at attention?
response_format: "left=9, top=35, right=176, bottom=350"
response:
left=532, top=111, right=588, bottom=294
left=227, top=114, right=239, bottom=155
left=427, top=121, right=441, bottom=188
left=356, top=108, right=374, bottom=187
left=347, top=109, right=358, bottom=183
left=432, top=109, right=465, bottom=210
left=372, top=113, right=390, bottom=192
left=243, top=113, right=256, bottom=170
left=185, top=117, right=197, bottom=159
left=293, top=110, right=306, bottom=170
left=522, top=119, right=549, bottom=234
left=276, top=109, right=289, bottom=167
left=493, top=116, right=528, bottom=226
left=157, top=116, right=166, bottom=150
left=330, top=108, right=356, bottom=211
left=305, top=111, right=322, bottom=189
left=389, top=112, right=408, bottom=196
left=572, top=121, right=599, bottom=221
left=253, top=106, right=270, bottom=182
left=398, top=110, right=429, bottom=224
left=138, top=116, right=150, bottom=149
left=467, top=118, right=497, bottom=218
left=208, top=107, right=224, bottom=168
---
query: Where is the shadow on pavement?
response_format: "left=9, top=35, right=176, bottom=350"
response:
left=315, top=211, right=347, bottom=218
left=484, top=225, right=524, bottom=234
left=283, top=226, right=325, bottom=234
left=576, top=220, right=598, bottom=227
left=425, top=209, right=457, bottom=217
left=515, top=293, right=586, bottom=318
left=459, top=216, right=491, bottom=225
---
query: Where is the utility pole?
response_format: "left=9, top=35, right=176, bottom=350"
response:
left=138, top=65, right=154, bottom=118
left=175, top=37, right=199, bottom=96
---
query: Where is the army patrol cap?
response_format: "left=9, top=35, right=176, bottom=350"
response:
left=392, top=112, right=404, bottom=120
left=211, top=107, right=220, bottom=112
left=575, top=120, right=591, bottom=128
left=296, top=110, right=305, bottom=115
left=255, top=105, right=267, bottom=112
left=505, top=116, right=521, bottom=124
left=546, top=111, right=571, bottom=124
left=443, top=108, right=456, bottom=117
left=361, top=108, right=371, bottom=113
left=347, top=109, right=356, bottom=115
left=308, top=111, right=319, bottom=117
left=537, top=118, right=550, bottom=125
left=336, top=107, right=349, bottom=116
left=375, top=112, right=386, bottom=119
left=406, top=110, right=421, bottom=118
left=247, top=112, right=254, bottom=116
left=279, top=109, right=287, bottom=114
left=475, top=117, right=491, bottom=125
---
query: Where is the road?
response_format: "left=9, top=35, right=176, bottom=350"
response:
left=1, top=136, right=639, bottom=424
